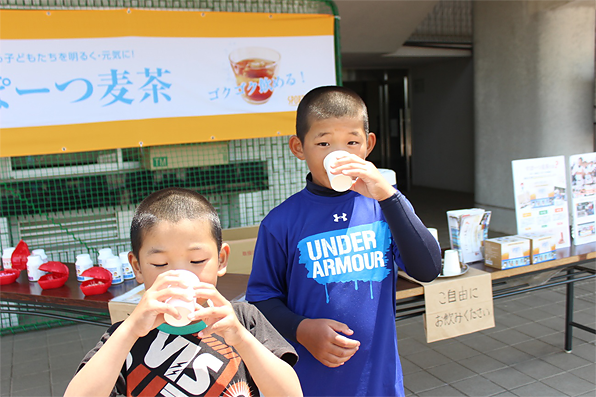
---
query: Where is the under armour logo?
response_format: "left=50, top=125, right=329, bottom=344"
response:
left=333, top=213, right=348, bottom=222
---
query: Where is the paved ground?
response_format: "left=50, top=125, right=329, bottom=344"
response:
left=2, top=187, right=594, bottom=396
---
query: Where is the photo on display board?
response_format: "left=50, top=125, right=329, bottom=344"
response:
left=569, top=152, right=596, bottom=245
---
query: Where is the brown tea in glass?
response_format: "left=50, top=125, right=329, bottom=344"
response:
left=229, top=47, right=281, bottom=104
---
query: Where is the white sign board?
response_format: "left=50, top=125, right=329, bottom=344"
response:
left=569, top=152, right=596, bottom=245
left=512, top=156, right=570, bottom=248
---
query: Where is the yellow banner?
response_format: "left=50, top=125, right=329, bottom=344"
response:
left=0, top=10, right=335, bottom=157
left=0, top=112, right=296, bottom=157
left=0, top=9, right=333, bottom=39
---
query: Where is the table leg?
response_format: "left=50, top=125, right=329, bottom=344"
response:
left=564, top=268, right=574, bottom=353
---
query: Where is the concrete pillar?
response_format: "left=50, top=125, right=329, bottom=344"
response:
left=474, top=0, right=595, bottom=234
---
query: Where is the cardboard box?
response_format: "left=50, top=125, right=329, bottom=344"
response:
left=223, top=225, right=259, bottom=275
left=423, top=267, right=495, bottom=343
left=484, top=236, right=531, bottom=270
left=108, top=284, right=145, bottom=324
left=517, top=233, right=556, bottom=264
left=447, top=208, right=492, bottom=263
left=142, top=142, right=229, bottom=171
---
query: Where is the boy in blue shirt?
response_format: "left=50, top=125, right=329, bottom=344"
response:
left=246, top=86, right=441, bottom=396
left=66, top=187, right=302, bottom=397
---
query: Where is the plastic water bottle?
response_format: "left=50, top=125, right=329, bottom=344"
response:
left=32, top=249, right=49, bottom=264
left=97, top=248, right=114, bottom=267
left=104, top=256, right=123, bottom=284
left=75, top=253, right=94, bottom=282
left=26, top=254, right=45, bottom=282
left=119, top=252, right=135, bottom=280
left=2, top=247, right=15, bottom=270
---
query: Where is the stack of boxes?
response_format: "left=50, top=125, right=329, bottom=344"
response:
left=484, top=233, right=556, bottom=270
left=518, top=233, right=557, bottom=265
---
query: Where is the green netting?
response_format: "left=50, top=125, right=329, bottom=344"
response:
left=0, top=303, right=106, bottom=336
left=0, top=138, right=310, bottom=262
left=0, top=0, right=338, bottom=263
left=0, top=312, right=78, bottom=336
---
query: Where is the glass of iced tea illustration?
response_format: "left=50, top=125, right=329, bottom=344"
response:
left=229, top=47, right=281, bottom=104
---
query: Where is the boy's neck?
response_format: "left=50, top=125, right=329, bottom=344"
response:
left=306, top=173, right=351, bottom=197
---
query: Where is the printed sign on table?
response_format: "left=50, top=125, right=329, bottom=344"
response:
left=512, top=156, right=570, bottom=248
left=569, top=152, right=596, bottom=245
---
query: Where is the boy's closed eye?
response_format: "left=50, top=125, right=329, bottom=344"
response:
left=150, top=259, right=206, bottom=267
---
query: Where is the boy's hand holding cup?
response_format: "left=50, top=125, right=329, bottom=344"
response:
left=325, top=150, right=396, bottom=201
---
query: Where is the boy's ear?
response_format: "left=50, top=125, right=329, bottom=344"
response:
left=217, top=243, right=230, bottom=277
left=289, top=135, right=305, bottom=160
left=129, top=252, right=144, bottom=284
left=365, top=132, right=377, bottom=158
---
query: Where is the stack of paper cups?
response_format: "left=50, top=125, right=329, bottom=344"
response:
left=119, top=252, right=135, bottom=280
left=324, top=150, right=354, bottom=192
left=442, top=249, right=461, bottom=276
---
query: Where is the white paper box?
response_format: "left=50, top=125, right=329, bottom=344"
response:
left=447, top=208, right=491, bottom=264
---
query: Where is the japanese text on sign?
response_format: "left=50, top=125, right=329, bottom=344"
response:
left=423, top=267, right=495, bottom=343
left=1, top=67, right=171, bottom=109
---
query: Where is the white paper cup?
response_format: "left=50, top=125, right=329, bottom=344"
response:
left=164, top=270, right=200, bottom=327
left=324, top=150, right=353, bottom=192
left=427, top=228, right=439, bottom=242
left=442, top=249, right=461, bottom=276
left=378, top=168, right=397, bottom=186
left=164, top=298, right=195, bottom=327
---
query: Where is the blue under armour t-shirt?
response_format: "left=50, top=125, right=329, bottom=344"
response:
left=246, top=188, right=406, bottom=397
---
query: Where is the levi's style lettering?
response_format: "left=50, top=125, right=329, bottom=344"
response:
left=297, top=221, right=392, bottom=302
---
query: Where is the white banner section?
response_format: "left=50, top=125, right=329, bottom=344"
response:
left=0, top=36, right=335, bottom=128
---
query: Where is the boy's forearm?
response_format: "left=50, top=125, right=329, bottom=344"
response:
left=233, top=328, right=303, bottom=397
left=251, top=298, right=306, bottom=343
left=65, top=321, right=138, bottom=397
left=380, top=192, right=442, bottom=281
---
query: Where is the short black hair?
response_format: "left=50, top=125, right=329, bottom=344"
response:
left=130, top=187, right=222, bottom=259
left=295, top=86, right=369, bottom=142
